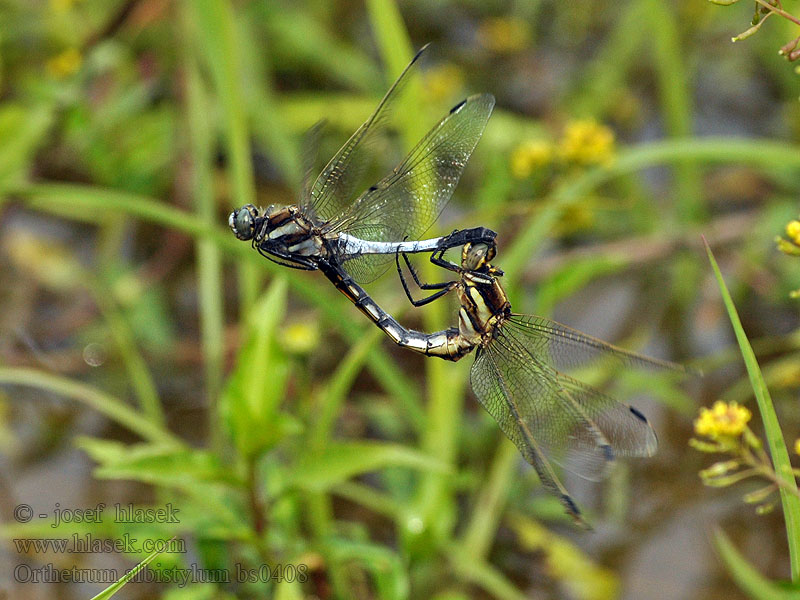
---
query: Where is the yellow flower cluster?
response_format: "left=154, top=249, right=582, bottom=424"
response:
left=46, top=47, right=82, bottom=79
left=510, top=140, right=552, bottom=179
left=510, top=119, right=617, bottom=179
left=777, top=218, right=800, bottom=257
left=694, top=401, right=752, bottom=439
left=795, top=438, right=800, bottom=456
left=557, top=119, right=615, bottom=166
left=478, top=17, right=531, bottom=54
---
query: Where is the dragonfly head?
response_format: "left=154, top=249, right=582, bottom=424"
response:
left=462, top=241, right=497, bottom=271
left=229, top=204, right=260, bottom=241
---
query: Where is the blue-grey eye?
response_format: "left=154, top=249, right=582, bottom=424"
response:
left=229, top=204, right=258, bottom=240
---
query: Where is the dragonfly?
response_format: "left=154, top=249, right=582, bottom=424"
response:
left=229, top=44, right=496, bottom=295
left=393, top=240, right=682, bottom=526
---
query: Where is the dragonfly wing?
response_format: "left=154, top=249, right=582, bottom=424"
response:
left=489, top=316, right=659, bottom=478
left=472, top=329, right=614, bottom=482
left=555, top=374, right=658, bottom=459
left=304, top=46, right=429, bottom=224
left=333, top=93, right=495, bottom=283
left=471, top=343, right=588, bottom=525
left=504, top=314, right=683, bottom=373
left=300, top=120, right=326, bottom=204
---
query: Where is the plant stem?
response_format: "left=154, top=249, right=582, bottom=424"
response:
left=753, top=0, right=800, bottom=27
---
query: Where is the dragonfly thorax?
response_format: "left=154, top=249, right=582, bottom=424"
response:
left=457, top=270, right=511, bottom=346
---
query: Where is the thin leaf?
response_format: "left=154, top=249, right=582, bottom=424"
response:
left=0, top=103, right=53, bottom=189
left=89, top=539, right=173, bottom=600
left=705, top=240, right=800, bottom=580
left=0, top=367, right=178, bottom=446
left=290, top=441, right=449, bottom=492
left=713, top=528, right=800, bottom=600
left=219, top=277, right=295, bottom=458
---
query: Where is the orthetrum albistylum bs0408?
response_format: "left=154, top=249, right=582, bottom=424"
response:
left=229, top=45, right=495, bottom=292
left=393, top=241, right=682, bottom=525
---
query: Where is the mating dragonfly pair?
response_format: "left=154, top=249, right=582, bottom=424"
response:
left=229, top=46, right=677, bottom=526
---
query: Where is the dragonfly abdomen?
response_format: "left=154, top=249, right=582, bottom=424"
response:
left=317, top=258, right=475, bottom=361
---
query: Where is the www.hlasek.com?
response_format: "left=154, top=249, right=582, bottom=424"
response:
left=14, top=534, right=185, bottom=555
left=14, top=563, right=309, bottom=586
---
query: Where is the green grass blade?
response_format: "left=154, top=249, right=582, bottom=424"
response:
left=86, top=276, right=165, bottom=427
left=365, top=0, right=414, bottom=76
left=447, top=543, right=527, bottom=600
left=366, top=0, right=426, bottom=144
left=89, top=539, right=174, bottom=600
left=644, top=0, right=704, bottom=222
left=183, top=12, right=226, bottom=452
left=705, top=240, right=800, bottom=581
left=291, top=441, right=449, bottom=492
left=189, top=0, right=259, bottom=311
left=569, top=2, right=649, bottom=116
left=308, top=327, right=384, bottom=451
left=461, top=441, right=519, bottom=559
left=0, top=367, right=179, bottom=446
left=714, top=528, right=800, bottom=599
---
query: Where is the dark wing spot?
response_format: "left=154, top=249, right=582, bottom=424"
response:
left=562, top=494, right=581, bottom=516
left=629, top=406, right=649, bottom=423
left=450, top=99, right=467, bottom=114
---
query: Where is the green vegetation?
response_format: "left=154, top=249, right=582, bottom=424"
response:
left=1, top=0, right=800, bottom=598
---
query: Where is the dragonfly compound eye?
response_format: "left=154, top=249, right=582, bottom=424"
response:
left=229, top=205, right=258, bottom=241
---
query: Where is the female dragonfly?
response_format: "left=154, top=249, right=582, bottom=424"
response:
left=393, top=241, right=682, bottom=526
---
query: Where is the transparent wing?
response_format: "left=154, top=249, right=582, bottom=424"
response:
left=470, top=316, right=657, bottom=484
left=333, top=93, right=495, bottom=283
left=470, top=343, right=587, bottom=524
left=504, top=314, right=683, bottom=373
left=303, top=45, right=429, bottom=224
left=300, top=120, right=326, bottom=203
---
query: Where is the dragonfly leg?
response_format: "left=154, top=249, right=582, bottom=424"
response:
left=256, top=245, right=317, bottom=270
left=429, top=246, right=461, bottom=272
left=395, top=250, right=457, bottom=307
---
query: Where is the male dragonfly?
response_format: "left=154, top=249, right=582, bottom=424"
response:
left=229, top=45, right=495, bottom=290
left=394, top=241, right=681, bottom=526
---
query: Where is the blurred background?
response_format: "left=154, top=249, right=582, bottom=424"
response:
left=1, top=0, right=799, bottom=598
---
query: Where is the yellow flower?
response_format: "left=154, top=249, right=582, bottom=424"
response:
left=46, top=47, right=82, bottom=79
left=478, top=17, right=531, bottom=54
left=776, top=216, right=800, bottom=299
left=557, top=119, right=616, bottom=166
left=510, top=140, right=553, bottom=179
left=694, top=401, right=752, bottom=439
left=281, top=320, right=320, bottom=355
left=424, top=64, right=464, bottom=104
left=786, top=220, right=800, bottom=245
left=795, top=438, right=800, bottom=456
